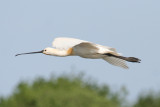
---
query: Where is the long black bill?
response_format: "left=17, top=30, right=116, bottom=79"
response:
left=15, top=50, right=44, bottom=56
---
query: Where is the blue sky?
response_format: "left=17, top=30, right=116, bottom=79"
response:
left=0, top=0, right=160, bottom=101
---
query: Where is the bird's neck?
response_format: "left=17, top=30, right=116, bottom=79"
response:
left=50, top=48, right=73, bottom=57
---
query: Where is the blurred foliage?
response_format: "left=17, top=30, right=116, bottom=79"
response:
left=1, top=73, right=160, bottom=107
left=133, top=91, right=160, bottom=107
left=0, top=74, right=126, bottom=107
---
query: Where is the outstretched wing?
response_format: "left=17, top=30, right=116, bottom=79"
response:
left=72, top=42, right=99, bottom=56
left=52, top=37, right=88, bottom=49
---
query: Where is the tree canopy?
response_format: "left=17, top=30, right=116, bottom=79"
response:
left=0, top=74, right=125, bottom=107
left=0, top=73, right=160, bottom=107
left=133, top=92, right=160, bottom=107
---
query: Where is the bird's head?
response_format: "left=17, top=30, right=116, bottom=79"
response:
left=15, top=47, right=55, bottom=56
left=43, top=47, right=55, bottom=55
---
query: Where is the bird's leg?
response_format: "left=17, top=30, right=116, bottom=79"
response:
left=104, top=53, right=141, bottom=63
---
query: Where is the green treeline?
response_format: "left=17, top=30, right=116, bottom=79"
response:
left=0, top=73, right=160, bottom=107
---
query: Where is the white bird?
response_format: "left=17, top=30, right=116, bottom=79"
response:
left=16, top=37, right=141, bottom=69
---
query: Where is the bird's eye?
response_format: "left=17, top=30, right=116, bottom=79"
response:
left=44, top=50, right=46, bottom=51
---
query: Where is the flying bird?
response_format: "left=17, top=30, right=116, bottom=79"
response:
left=16, top=37, right=141, bottom=69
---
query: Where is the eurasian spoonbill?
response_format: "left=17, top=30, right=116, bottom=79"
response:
left=16, top=37, right=141, bottom=69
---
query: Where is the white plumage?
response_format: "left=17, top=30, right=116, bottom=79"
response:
left=52, top=37, right=87, bottom=49
left=52, top=37, right=128, bottom=68
left=16, top=37, right=141, bottom=69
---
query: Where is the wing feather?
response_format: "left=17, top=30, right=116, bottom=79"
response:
left=73, top=42, right=99, bottom=56
left=52, top=37, right=87, bottom=49
left=103, top=56, right=129, bottom=69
